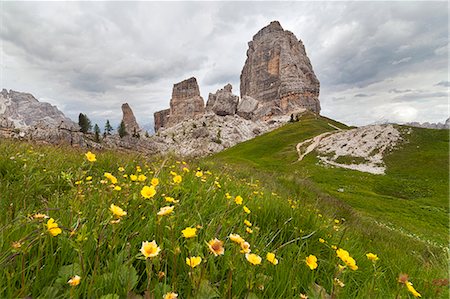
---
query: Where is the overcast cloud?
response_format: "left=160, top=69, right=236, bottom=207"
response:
left=1, top=1, right=448, bottom=130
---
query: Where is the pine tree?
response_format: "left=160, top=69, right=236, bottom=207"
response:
left=78, top=113, right=92, bottom=133
left=94, top=124, right=101, bottom=143
left=104, top=120, right=113, bottom=135
left=118, top=120, right=128, bottom=138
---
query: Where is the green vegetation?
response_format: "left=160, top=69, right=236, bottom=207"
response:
left=118, top=120, right=128, bottom=138
left=0, top=114, right=448, bottom=298
left=78, top=113, right=92, bottom=134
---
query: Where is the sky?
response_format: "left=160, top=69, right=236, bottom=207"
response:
left=1, top=1, right=448, bottom=130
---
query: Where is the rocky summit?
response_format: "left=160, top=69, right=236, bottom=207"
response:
left=206, top=84, right=239, bottom=116
left=121, top=103, right=140, bottom=135
left=240, top=21, right=320, bottom=117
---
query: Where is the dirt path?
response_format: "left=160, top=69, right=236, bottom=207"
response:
left=296, top=123, right=342, bottom=161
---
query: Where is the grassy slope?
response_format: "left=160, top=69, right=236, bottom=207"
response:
left=208, top=113, right=449, bottom=294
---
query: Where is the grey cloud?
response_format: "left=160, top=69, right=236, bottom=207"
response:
left=389, top=89, right=412, bottom=93
left=392, top=91, right=448, bottom=102
left=435, top=81, right=450, bottom=87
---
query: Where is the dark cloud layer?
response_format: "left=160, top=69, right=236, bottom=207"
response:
left=1, top=2, right=448, bottom=128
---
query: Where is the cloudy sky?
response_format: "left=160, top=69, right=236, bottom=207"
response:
left=1, top=1, right=448, bottom=130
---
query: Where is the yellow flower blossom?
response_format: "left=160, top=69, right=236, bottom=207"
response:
left=244, top=220, right=252, bottom=227
left=319, top=238, right=325, bottom=243
left=173, top=175, right=182, bottom=184
left=243, top=206, right=251, bottom=214
left=157, top=206, right=174, bottom=216
left=305, top=255, right=318, bottom=270
left=110, top=204, right=127, bottom=218
left=186, top=256, right=202, bottom=268
left=235, top=195, right=243, bottom=205
left=151, top=177, right=159, bottom=187
left=104, top=172, right=118, bottom=184
left=130, top=174, right=138, bottom=181
left=181, top=227, right=197, bottom=238
left=366, top=253, right=379, bottom=262
left=240, top=241, right=251, bottom=253
left=86, top=176, right=92, bottom=181
left=245, top=253, right=262, bottom=265
left=67, top=275, right=81, bottom=286
left=85, top=151, right=96, bottom=162
left=195, top=171, right=203, bottom=177
left=163, top=292, right=178, bottom=299
left=229, top=233, right=245, bottom=244
left=170, top=171, right=177, bottom=176
left=141, top=185, right=156, bottom=199
left=207, top=238, right=225, bottom=256
left=138, top=174, right=147, bottom=182
left=246, top=227, right=253, bottom=234
left=406, top=281, right=421, bottom=298
left=140, top=240, right=161, bottom=258
left=336, top=248, right=358, bottom=270
left=165, top=196, right=179, bottom=203
left=118, top=167, right=125, bottom=172
left=182, top=167, right=189, bottom=172
left=266, top=252, right=278, bottom=265
left=46, top=218, right=62, bottom=236
left=114, top=186, right=121, bottom=191
left=225, top=193, right=232, bottom=199
left=331, top=245, right=337, bottom=250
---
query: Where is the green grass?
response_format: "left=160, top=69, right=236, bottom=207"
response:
left=0, top=113, right=448, bottom=298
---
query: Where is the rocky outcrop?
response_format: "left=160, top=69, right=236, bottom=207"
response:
left=405, top=118, right=450, bottom=130
left=121, top=103, right=140, bottom=135
left=0, top=89, right=78, bottom=130
left=240, top=21, right=320, bottom=117
left=154, top=108, right=170, bottom=132
left=236, top=95, right=260, bottom=120
left=206, top=84, right=239, bottom=116
left=166, top=77, right=205, bottom=127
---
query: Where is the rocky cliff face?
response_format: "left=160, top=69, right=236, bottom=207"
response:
left=167, top=77, right=205, bottom=127
left=154, top=108, right=170, bottom=132
left=206, top=84, right=239, bottom=116
left=121, top=103, right=140, bottom=135
left=0, top=89, right=78, bottom=130
left=240, top=21, right=320, bottom=116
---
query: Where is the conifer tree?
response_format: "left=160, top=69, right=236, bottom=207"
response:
left=118, top=120, right=127, bottom=138
left=94, top=124, right=101, bottom=142
left=78, top=113, right=92, bottom=133
left=104, top=120, right=113, bottom=135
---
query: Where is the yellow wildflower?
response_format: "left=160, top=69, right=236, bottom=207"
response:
left=114, top=186, right=121, bottom=191
left=181, top=227, right=197, bottom=238
left=235, top=195, right=243, bottom=205
left=186, top=256, right=202, bottom=268
left=246, top=227, right=253, bottom=234
left=118, top=167, right=125, bottom=172
left=140, top=240, right=161, bottom=258
left=305, top=255, right=318, bottom=270
left=406, top=281, right=421, bottom=298
left=165, top=196, right=179, bottom=203
left=67, top=275, right=81, bottom=286
left=243, top=206, right=251, bottom=214
left=207, top=238, right=225, bottom=256
left=336, top=248, right=358, bottom=271
left=240, top=241, right=251, bottom=253
left=141, top=185, right=156, bottom=199
left=33, top=213, right=49, bottom=219
left=244, top=220, right=252, bottom=227
left=266, top=252, right=278, bottom=265
left=163, top=292, right=178, bottom=299
left=85, top=151, right=96, bottom=162
left=110, top=204, right=127, bottom=218
left=138, top=174, right=147, bottom=182
left=331, top=245, right=337, bottom=250
left=195, top=171, right=203, bottom=177
left=104, top=172, right=118, bottom=184
left=229, top=233, right=245, bottom=244
left=182, top=167, right=189, bottom=172
left=173, top=175, right=182, bottom=184
left=319, top=238, right=325, bottom=243
left=366, top=253, right=379, bottom=262
left=151, top=177, right=159, bottom=187
left=130, top=174, right=138, bottom=181
left=170, top=171, right=177, bottom=176
left=245, top=253, right=262, bottom=265
left=157, top=206, right=174, bottom=216
left=86, top=176, right=92, bottom=181
left=225, top=193, right=232, bottom=199
left=46, top=218, right=62, bottom=236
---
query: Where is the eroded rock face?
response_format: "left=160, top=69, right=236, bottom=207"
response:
left=166, top=77, right=205, bottom=127
left=121, top=103, right=140, bottom=135
left=237, top=95, right=259, bottom=120
left=206, top=84, right=239, bottom=116
left=154, top=108, right=170, bottom=132
left=240, top=21, right=320, bottom=116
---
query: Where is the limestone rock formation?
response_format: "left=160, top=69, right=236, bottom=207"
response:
left=154, top=108, right=170, bottom=132
left=236, top=95, right=260, bottom=120
left=206, top=84, right=239, bottom=116
left=166, top=77, right=205, bottom=127
left=240, top=21, right=320, bottom=117
left=121, top=103, right=140, bottom=135
left=0, top=89, right=77, bottom=130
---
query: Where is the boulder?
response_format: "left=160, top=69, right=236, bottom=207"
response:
left=206, top=83, right=239, bottom=116
left=240, top=21, right=320, bottom=117
left=236, top=95, right=259, bottom=120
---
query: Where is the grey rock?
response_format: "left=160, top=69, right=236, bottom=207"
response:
left=237, top=95, right=259, bottom=120
left=121, top=103, right=141, bottom=135
left=206, top=83, right=239, bottom=116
